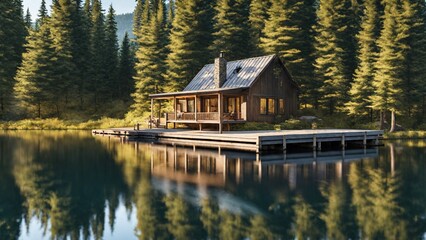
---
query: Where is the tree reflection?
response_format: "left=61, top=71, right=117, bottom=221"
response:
left=200, top=197, right=220, bottom=239
left=292, top=195, right=321, bottom=240
left=349, top=160, right=408, bottom=239
left=164, top=194, right=203, bottom=240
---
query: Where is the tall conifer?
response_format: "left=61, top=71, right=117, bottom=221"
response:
left=212, top=0, right=251, bottom=60
left=346, top=0, right=381, bottom=117
left=131, top=0, right=168, bottom=116
left=49, top=0, right=77, bottom=114
left=36, top=0, right=48, bottom=29
left=104, top=5, right=119, bottom=99
left=14, top=22, right=55, bottom=118
left=90, top=0, right=105, bottom=107
left=166, top=0, right=214, bottom=91
left=371, top=0, right=403, bottom=131
left=133, top=0, right=145, bottom=39
left=314, top=0, right=357, bottom=113
left=118, top=32, right=134, bottom=102
left=398, top=0, right=426, bottom=119
left=0, top=0, right=27, bottom=118
left=249, top=0, right=270, bottom=56
left=25, top=8, right=32, bottom=29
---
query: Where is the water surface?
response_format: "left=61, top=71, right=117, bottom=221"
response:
left=0, top=131, right=425, bottom=240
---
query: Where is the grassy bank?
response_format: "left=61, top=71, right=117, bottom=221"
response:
left=383, top=131, right=426, bottom=139
left=0, top=118, right=145, bottom=130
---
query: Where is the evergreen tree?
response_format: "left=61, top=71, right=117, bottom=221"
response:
left=104, top=5, right=119, bottom=99
left=211, top=0, right=251, bottom=60
left=398, top=0, right=426, bottom=119
left=49, top=0, right=77, bottom=115
left=0, top=0, right=27, bottom=118
left=249, top=0, right=270, bottom=56
left=36, top=0, right=48, bottom=29
left=90, top=0, right=106, bottom=107
left=14, top=22, right=55, bottom=118
left=71, top=0, right=92, bottom=109
left=166, top=0, right=214, bottom=92
left=261, top=0, right=316, bottom=107
left=166, top=0, right=175, bottom=31
left=118, top=32, right=135, bottom=102
left=314, top=0, right=357, bottom=113
left=131, top=0, right=168, bottom=116
left=346, top=0, right=381, bottom=117
left=25, top=8, right=32, bottom=29
left=133, top=0, right=145, bottom=39
left=371, top=0, right=403, bottom=131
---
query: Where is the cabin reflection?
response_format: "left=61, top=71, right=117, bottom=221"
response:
left=149, top=145, right=379, bottom=189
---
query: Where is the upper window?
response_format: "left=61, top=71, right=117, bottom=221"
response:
left=260, top=97, right=276, bottom=115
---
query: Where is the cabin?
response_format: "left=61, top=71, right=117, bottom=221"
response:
left=149, top=53, right=299, bottom=133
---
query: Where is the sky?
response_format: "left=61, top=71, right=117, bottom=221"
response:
left=23, top=0, right=136, bottom=20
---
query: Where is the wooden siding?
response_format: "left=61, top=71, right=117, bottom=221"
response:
left=247, top=57, right=299, bottom=122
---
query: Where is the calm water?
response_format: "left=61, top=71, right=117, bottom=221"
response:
left=1, top=131, right=426, bottom=240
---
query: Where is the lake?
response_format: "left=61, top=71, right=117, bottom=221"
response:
left=1, top=131, right=425, bottom=240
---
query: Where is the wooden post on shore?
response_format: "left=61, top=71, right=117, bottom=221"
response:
left=150, top=98, right=154, bottom=129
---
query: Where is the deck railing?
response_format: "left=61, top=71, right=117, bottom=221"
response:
left=166, top=112, right=222, bottom=121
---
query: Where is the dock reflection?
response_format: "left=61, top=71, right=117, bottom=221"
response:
left=149, top=145, right=379, bottom=189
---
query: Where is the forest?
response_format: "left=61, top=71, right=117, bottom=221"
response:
left=1, top=0, right=426, bottom=131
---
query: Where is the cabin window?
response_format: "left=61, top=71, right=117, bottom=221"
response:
left=279, top=99, right=285, bottom=114
left=260, top=98, right=267, bottom=115
left=268, top=99, right=275, bottom=114
left=260, top=97, right=276, bottom=115
left=203, top=97, right=218, bottom=112
left=177, top=99, right=186, bottom=112
left=187, top=99, right=195, bottom=112
left=226, top=97, right=240, bottom=113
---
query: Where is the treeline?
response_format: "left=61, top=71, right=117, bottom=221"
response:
left=1, top=0, right=426, bottom=130
left=1, top=0, right=135, bottom=119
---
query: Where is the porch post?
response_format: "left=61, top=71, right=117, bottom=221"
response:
left=218, top=93, right=223, bottom=133
left=150, top=98, right=154, bottom=129
left=173, top=96, right=177, bottom=129
left=195, top=95, right=198, bottom=122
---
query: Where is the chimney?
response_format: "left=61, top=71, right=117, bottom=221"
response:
left=214, top=51, right=227, bottom=88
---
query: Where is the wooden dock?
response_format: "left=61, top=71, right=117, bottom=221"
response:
left=92, top=128, right=383, bottom=153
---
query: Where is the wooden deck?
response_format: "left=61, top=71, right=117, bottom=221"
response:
left=92, top=128, right=383, bottom=153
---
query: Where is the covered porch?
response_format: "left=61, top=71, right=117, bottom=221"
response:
left=150, top=88, right=248, bottom=132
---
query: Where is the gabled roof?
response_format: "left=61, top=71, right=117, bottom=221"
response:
left=183, top=54, right=276, bottom=92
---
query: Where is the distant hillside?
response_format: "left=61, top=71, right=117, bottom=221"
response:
left=116, top=13, right=134, bottom=43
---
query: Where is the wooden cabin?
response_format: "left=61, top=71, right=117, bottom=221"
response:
left=149, top=53, right=299, bottom=133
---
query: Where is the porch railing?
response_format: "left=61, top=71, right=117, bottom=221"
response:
left=166, top=112, right=221, bottom=121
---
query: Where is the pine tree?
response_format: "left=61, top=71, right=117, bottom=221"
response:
left=249, top=0, right=270, bottom=56
left=166, top=0, right=214, bottom=92
left=0, top=0, right=27, bottom=118
left=118, top=32, right=135, bottom=102
left=90, top=0, right=106, bottom=107
left=166, top=0, right=175, bottom=31
left=49, top=0, right=77, bottom=115
left=261, top=0, right=315, bottom=108
left=131, top=0, right=168, bottom=116
left=211, top=0, right=251, bottom=60
left=104, top=5, right=119, bottom=99
left=346, top=0, right=381, bottom=117
left=398, top=0, right=426, bottom=119
left=371, top=0, right=403, bottom=131
left=25, top=8, right=32, bottom=29
left=133, top=0, right=145, bottom=39
left=36, top=0, right=48, bottom=29
left=314, top=0, right=357, bottom=113
left=14, top=22, right=55, bottom=118
left=71, top=0, right=92, bottom=109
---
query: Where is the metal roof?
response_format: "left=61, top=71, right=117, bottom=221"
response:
left=183, top=55, right=276, bottom=92
left=150, top=87, right=249, bottom=99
